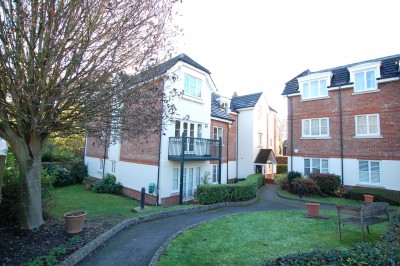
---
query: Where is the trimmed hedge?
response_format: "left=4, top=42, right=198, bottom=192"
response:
left=276, top=164, right=288, bottom=174
left=197, top=174, right=264, bottom=205
left=93, top=173, right=122, bottom=194
left=348, top=187, right=400, bottom=206
left=265, top=213, right=400, bottom=265
left=309, top=173, right=341, bottom=196
left=291, top=178, right=321, bottom=196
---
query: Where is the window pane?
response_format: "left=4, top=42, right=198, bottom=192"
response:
left=356, top=116, right=367, bottom=135
left=197, top=80, right=202, bottom=97
left=322, top=159, right=328, bottom=169
left=189, top=77, right=196, bottom=96
left=320, top=80, right=327, bottom=96
left=355, top=72, right=365, bottom=91
left=371, top=161, right=380, bottom=183
left=320, top=119, right=328, bottom=135
left=310, top=81, right=318, bottom=97
left=366, top=71, right=376, bottom=89
left=175, top=121, right=180, bottom=137
left=184, top=75, right=189, bottom=94
left=312, top=159, right=320, bottom=173
left=303, top=83, right=309, bottom=98
left=368, top=115, right=378, bottom=134
left=196, top=167, right=201, bottom=186
left=359, top=161, right=369, bottom=182
left=304, top=159, right=310, bottom=168
left=311, top=119, right=319, bottom=135
left=197, top=124, right=202, bottom=138
left=302, top=120, right=310, bottom=136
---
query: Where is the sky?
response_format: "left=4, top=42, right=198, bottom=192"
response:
left=173, top=0, right=400, bottom=117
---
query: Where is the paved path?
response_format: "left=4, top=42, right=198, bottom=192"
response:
left=78, top=185, right=335, bottom=266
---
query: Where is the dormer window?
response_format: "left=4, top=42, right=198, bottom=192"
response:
left=348, top=62, right=381, bottom=93
left=297, top=72, right=332, bottom=100
left=184, top=74, right=202, bottom=98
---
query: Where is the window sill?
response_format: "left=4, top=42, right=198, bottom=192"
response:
left=353, top=135, right=382, bottom=139
left=182, top=94, right=204, bottom=103
left=300, top=136, right=331, bottom=140
left=355, top=183, right=384, bottom=189
left=97, top=170, right=103, bottom=174
left=352, top=89, right=380, bottom=95
left=300, top=96, right=330, bottom=102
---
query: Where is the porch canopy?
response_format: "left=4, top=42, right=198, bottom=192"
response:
left=254, top=149, right=277, bottom=165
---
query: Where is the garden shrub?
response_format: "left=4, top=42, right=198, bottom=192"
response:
left=52, top=166, right=74, bottom=187
left=279, top=177, right=289, bottom=190
left=273, top=174, right=286, bottom=185
left=276, top=164, right=287, bottom=174
left=291, top=178, right=321, bottom=196
left=196, top=174, right=264, bottom=204
left=93, top=173, right=122, bottom=194
left=265, top=213, right=400, bottom=265
left=287, top=171, right=302, bottom=192
left=347, top=187, right=400, bottom=206
left=309, top=173, right=341, bottom=196
left=70, top=162, right=88, bottom=184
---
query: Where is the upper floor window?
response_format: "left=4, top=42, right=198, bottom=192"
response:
left=302, top=118, right=329, bottom=137
left=302, top=79, right=327, bottom=99
left=297, top=72, right=331, bottom=100
left=213, top=126, right=223, bottom=144
left=354, top=69, right=376, bottom=92
left=184, top=74, right=202, bottom=98
left=355, top=114, right=380, bottom=137
left=348, top=62, right=381, bottom=93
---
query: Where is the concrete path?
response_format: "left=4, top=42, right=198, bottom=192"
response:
left=78, top=184, right=335, bottom=266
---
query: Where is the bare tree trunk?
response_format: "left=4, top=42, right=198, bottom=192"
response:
left=0, top=155, right=5, bottom=203
left=13, top=136, right=44, bottom=229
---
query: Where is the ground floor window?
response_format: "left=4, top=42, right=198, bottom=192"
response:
left=304, top=158, right=328, bottom=175
left=172, top=166, right=201, bottom=193
left=99, top=159, right=104, bottom=171
left=359, top=160, right=380, bottom=184
left=111, top=161, right=116, bottom=173
left=212, top=164, right=219, bottom=183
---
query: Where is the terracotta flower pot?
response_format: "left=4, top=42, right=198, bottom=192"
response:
left=364, top=195, right=374, bottom=202
left=85, top=183, right=92, bottom=190
left=64, top=210, right=87, bottom=234
left=305, top=203, right=320, bottom=217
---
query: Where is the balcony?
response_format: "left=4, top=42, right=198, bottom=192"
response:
left=168, top=137, right=221, bottom=161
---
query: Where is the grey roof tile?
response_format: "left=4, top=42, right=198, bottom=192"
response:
left=211, top=93, right=233, bottom=121
left=282, top=54, right=400, bottom=95
left=230, top=92, right=263, bottom=111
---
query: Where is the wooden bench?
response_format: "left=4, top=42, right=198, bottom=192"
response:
left=336, top=202, right=390, bottom=242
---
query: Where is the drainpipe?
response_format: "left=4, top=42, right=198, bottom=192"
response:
left=236, top=111, right=239, bottom=179
left=179, top=133, right=186, bottom=205
left=226, top=122, right=229, bottom=184
left=338, top=86, right=344, bottom=186
left=156, top=79, right=165, bottom=206
left=218, top=136, right=222, bottom=184
left=289, top=97, right=293, bottom=172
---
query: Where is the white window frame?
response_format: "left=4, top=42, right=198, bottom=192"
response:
left=302, top=118, right=329, bottom=137
left=99, top=159, right=104, bottom=171
left=348, top=62, right=381, bottom=93
left=212, top=164, right=219, bottom=183
left=173, top=167, right=202, bottom=192
left=358, top=160, right=380, bottom=184
left=172, top=168, right=179, bottom=191
left=355, top=114, right=380, bottom=137
left=184, top=74, right=202, bottom=98
left=304, top=158, right=329, bottom=176
left=111, top=161, right=116, bottom=173
left=297, top=72, right=331, bottom=100
left=213, top=126, right=223, bottom=144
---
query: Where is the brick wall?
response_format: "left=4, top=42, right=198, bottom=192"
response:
left=287, top=80, right=400, bottom=160
left=86, top=136, right=108, bottom=159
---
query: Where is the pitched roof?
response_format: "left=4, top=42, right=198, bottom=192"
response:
left=254, top=149, right=276, bottom=164
left=211, top=94, right=234, bottom=121
left=128, top=53, right=211, bottom=86
left=282, top=54, right=400, bottom=95
left=230, top=92, right=263, bottom=111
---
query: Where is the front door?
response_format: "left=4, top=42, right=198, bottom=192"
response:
left=183, top=168, right=194, bottom=200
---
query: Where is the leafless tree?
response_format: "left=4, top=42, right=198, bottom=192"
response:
left=0, top=0, right=179, bottom=229
left=277, top=115, right=288, bottom=154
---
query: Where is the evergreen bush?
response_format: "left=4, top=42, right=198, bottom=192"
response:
left=93, top=173, right=122, bottom=194
left=276, top=164, right=288, bottom=174
left=348, top=187, right=400, bottom=206
left=291, top=178, right=321, bottom=196
left=309, top=173, right=341, bottom=196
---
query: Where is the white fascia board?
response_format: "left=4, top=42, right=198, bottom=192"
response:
left=235, top=107, right=254, bottom=111
left=287, top=93, right=301, bottom=97
left=297, top=71, right=333, bottom=83
left=211, top=117, right=233, bottom=124
left=377, top=77, right=400, bottom=83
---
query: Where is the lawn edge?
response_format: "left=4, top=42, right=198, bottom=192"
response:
left=57, top=188, right=261, bottom=266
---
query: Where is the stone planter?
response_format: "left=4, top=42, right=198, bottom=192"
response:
left=364, top=194, right=374, bottom=203
left=64, top=210, right=87, bottom=234
left=305, top=203, right=320, bottom=217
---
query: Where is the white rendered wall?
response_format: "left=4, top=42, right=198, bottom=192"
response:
left=237, top=109, right=254, bottom=178
left=288, top=156, right=400, bottom=191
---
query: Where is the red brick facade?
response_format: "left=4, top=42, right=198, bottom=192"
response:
left=287, top=80, right=400, bottom=161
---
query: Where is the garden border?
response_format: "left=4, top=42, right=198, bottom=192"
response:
left=57, top=189, right=260, bottom=266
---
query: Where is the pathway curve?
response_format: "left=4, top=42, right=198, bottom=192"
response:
left=77, top=184, right=335, bottom=266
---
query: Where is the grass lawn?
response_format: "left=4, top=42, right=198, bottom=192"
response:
left=45, top=185, right=195, bottom=222
left=157, top=210, right=387, bottom=266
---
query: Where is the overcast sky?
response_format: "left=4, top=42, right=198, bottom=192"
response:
left=173, top=0, right=400, bottom=116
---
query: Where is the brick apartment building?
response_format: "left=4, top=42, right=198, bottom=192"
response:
left=85, top=54, right=277, bottom=205
left=282, top=54, right=400, bottom=191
